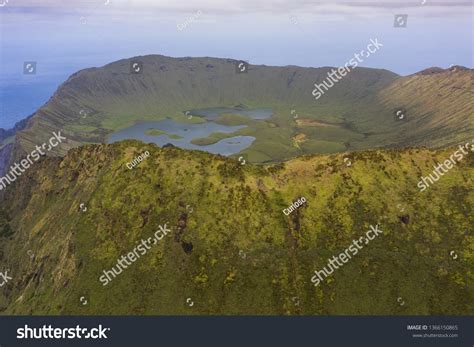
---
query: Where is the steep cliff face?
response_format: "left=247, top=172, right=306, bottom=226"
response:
left=0, top=141, right=472, bottom=315
left=0, top=115, right=34, bottom=175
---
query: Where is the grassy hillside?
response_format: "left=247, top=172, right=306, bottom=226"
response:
left=6, top=56, right=473, bottom=169
left=376, top=66, right=474, bottom=148
left=0, top=141, right=472, bottom=315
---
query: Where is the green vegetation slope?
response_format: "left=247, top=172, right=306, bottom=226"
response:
left=0, top=141, right=472, bottom=315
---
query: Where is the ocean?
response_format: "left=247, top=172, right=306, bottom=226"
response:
left=0, top=76, right=67, bottom=130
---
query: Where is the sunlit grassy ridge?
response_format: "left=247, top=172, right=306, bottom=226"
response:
left=0, top=141, right=472, bottom=315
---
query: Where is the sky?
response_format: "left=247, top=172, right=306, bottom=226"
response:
left=0, top=0, right=473, bottom=128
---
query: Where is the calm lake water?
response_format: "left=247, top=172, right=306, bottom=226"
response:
left=107, top=119, right=254, bottom=156
left=107, top=107, right=272, bottom=156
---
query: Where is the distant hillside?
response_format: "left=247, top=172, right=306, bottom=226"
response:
left=376, top=66, right=474, bottom=148
left=0, top=141, right=472, bottom=315
left=3, top=55, right=473, bottom=171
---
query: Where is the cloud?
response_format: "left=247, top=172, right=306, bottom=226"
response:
left=3, top=0, right=472, bottom=17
